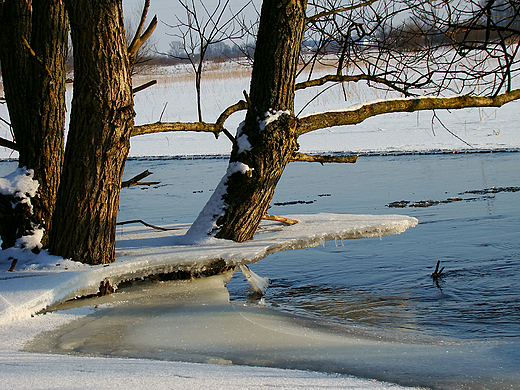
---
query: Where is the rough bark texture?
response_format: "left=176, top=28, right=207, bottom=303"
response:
left=0, top=0, right=68, bottom=246
left=214, top=0, right=307, bottom=242
left=49, top=0, right=134, bottom=265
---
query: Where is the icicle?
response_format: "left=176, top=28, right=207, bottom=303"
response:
left=341, top=238, right=344, bottom=246
left=335, top=237, right=338, bottom=247
left=240, top=265, right=269, bottom=295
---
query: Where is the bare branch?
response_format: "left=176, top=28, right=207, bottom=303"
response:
left=263, top=214, right=298, bottom=225
left=132, top=80, right=157, bottom=94
left=121, top=170, right=153, bottom=188
left=295, top=74, right=413, bottom=96
left=291, top=152, right=358, bottom=164
left=297, top=89, right=520, bottom=135
left=116, top=220, right=179, bottom=231
left=215, top=99, right=247, bottom=127
left=128, top=0, right=157, bottom=60
left=306, top=0, right=378, bottom=24
left=0, top=137, right=18, bottom=151
left=131, top=121, right=221, bottom=137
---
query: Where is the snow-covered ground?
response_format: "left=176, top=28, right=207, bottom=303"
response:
left=1, top=215, right=418, bottom=390
left=1, top=62, right=519, bottom=389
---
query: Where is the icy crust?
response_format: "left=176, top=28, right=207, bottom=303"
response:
left=0, top=213, right=417, bottom=323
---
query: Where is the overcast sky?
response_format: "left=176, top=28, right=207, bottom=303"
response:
left=123, top=0, right=261, bottom=53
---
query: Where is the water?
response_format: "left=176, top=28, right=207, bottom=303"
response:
left=3, top=151, right=520, bottom=388
left=120, top=152, right=520, bottom=341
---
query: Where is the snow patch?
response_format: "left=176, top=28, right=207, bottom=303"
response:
left=236, top=133, right=251, bottom=153
left=228, top=161, right=253, bottom=175
left=0, top=167, right=39, bottom=213
left=258, top=109, right=292, bottom=131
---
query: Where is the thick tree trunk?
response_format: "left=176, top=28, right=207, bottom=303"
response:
left=48, top=0, right=134, bottom=264
left=212, top=0, right=307, bottom=242
left=0, top=0, right=67, bottom=247
left=24, top=1, right=68, bottom=242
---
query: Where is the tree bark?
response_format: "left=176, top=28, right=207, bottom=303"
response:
left=211, top=0, right=307, bottom=242
left=0, top=0, right=68, bottom=246
left=49, top=0, right=134, bottom=265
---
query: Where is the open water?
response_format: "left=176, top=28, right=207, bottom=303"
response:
left=119, top=151, right=520, bottom=340
left=3, top=151, right=519, bottom=388
left=119, top=151, right=520, bottom=388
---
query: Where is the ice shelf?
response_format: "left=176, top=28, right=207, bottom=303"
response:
left=0, top=213, right=417, bottom=322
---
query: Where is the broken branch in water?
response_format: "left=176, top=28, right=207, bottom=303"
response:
left=121, top=170, right=157, bottom=188
left=291, top=152, right=358, bottom=164
left=431, top=260, right=445, bottom=279
left=263, top=214, right=298, bottom=225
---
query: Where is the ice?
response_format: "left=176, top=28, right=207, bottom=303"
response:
left=240, top=264, right=269, bottom=294
left=0, top=213, right=417, bottom=323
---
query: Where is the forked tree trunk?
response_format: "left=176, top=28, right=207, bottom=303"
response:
left=213, top=0, right=307, bottom=242
left=48, top=0, right=134, bottom=264
left=0, top=0, right=67, bottom=247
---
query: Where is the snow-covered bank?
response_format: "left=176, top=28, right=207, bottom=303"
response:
left=1, top=309, right=415, bottom=390
left=0, top=213, right=417, bottom=323
left=0, top=214, right=418, bottom=390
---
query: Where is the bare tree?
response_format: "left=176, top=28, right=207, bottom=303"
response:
left=182, top=0, right=520, bottom=242
left=165, top=0, right=253, bottom=122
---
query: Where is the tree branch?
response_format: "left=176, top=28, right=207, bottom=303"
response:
left=291, top=152, right=358, bottom=164
left=297, top=89, right=520, bottom=135
left=128, top=0, right=157, bottom=60
left=215, top=99, right=248, bottom=127
left=132, top=100, right=248, bottom=144
left=132, top=80, right=157, bottom=94
left=0, top=137, right=18, bottom=151
left=121, top=170, right=153, bottom=188
left=306, top=0, right=377, bottom=24
left=263, top=214, right=298, bottom=225
left=131, top=121, right=221, bottom=137
left=295, top=74, right=412, bottom=96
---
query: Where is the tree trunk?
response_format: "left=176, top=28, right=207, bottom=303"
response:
left=0, top=0, right=67, bottom=247
left=48, top=0, right=134, bottom=265
left=25, top=1, right=68, bottom=243
left=213, top=0, right=307, bottom=242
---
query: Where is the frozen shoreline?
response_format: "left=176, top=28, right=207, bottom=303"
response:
left=1, top=215, right=419, bottom=390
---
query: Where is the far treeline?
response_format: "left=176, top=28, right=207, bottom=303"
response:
left=0, top=0, right=519, bottom=268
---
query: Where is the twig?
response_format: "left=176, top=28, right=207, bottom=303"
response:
left=159, top=102, right=168, bottom=122
left=116, top=220, right=179, bottom=231
left=431, top=260, right=445, bottom=279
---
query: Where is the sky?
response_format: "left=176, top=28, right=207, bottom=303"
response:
left=123, top=0, right=262, bottom=53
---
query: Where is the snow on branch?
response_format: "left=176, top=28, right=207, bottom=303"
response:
left=296, top=89, right=520, bottom=135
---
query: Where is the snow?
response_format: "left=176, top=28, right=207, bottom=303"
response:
left=1, top=61, right=517, bottom=389
left=258, top=109, right=292, bottom=131
left=0, top=214, right=417, bottom=390
left=1, top=213, right=417, bottom=323
left=0, top=167, right=39, bottom=212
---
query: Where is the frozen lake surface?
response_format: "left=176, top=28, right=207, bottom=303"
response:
left=16, top=150, right=519, bottom=389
